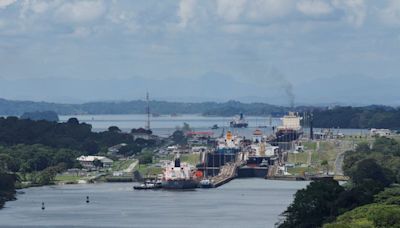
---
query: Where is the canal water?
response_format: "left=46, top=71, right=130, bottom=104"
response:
left=59, top=114, right=369, bottom=138
left=0, top=179, right=309, bottom=228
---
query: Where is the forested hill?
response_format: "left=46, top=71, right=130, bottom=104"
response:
left=0, top=98, right=294, bottom=116
left=312, top=106, right=400, bottom=129
left=2, top=98, right=400, bottom=128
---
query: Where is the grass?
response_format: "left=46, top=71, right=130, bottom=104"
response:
left=287, top=166, right=319, bottom=175
left=135, top=164, right=163, bottom=176
left=180, top=154, right=201, bottom=165
left=158, top=153, right=200, bottom=165
left=54, top=174, right=84, bottom=183
left=111, top=160, right=134, bottom=171
left=288, top=152, right=309, bottom=165
left=288, top=140, right=350, bottom=175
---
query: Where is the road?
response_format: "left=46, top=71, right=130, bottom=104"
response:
left=123, top=159, right=138, bottom=173
left=334, top=140, right=354, bottom=175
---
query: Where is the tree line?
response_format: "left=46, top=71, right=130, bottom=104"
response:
left=0, top=98, right=300, bottom=116
left=0, top=117, right=160, bottom=208
left=312, top=106, right=400, bottom=129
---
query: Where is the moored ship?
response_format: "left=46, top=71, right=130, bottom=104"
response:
left=230, top=113, right=248, bottom=128
left=275, top=112, right=303, bottom=142
left=162, top=156, right=198, bottom=190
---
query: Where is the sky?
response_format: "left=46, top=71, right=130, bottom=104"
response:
left=0, top=0, right=400, bottom=106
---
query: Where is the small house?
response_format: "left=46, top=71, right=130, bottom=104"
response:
left=77, top=156, right=113, bottom=169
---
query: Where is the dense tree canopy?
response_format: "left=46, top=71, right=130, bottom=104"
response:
left=280, top=137, right=400, bottom=228
left=21, top=111, right=59, bottom=122
left=0, top=117, right=155, bottom=155
left=312, top=106, right=400, bottom=129
left=279, top=179, right=344, bottom=228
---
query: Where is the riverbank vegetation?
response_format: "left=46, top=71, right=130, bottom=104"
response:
left=279, top=137, right=400, bottom=228
left=0, top=117, right=161, bottom=207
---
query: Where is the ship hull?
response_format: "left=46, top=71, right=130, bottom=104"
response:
left=275, top=129, right=302, bottom=142
left=162, top=180, right=198, bottom=190
left=230, top=123, right=248, bottom=128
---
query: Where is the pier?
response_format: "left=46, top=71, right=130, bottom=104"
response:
left=211, top=162, right=241, bottom=188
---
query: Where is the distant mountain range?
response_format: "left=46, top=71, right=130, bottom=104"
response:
left=0, top=98, right=309, bottom=116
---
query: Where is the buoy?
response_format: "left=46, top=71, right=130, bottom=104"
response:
left=41, top=202, right=45, bottom=210
left=86, top=196, right=89, bottom=203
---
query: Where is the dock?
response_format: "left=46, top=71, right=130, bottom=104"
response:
left=211, top=162, right=240, bottom=188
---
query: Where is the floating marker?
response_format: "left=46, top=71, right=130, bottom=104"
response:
left=41, top=202, right=45, bottom=210
left=86, top=196, right=89, bottom=203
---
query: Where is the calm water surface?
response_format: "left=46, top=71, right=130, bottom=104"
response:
left=59, top=114, right=369, bottom=137
left=0, top=179, right=309, bottom=228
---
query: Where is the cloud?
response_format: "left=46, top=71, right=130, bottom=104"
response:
left=216, top=0, right=246, bottom=22
left=55, top=0, right=106, bottom=24
left=71, top=26, right=91, bottom=38
left=178, top=0, right=196, bottom=28
left=332, top=0, right=366, bottom=27
left=297, top=0, right=333, bottom=16
left=379, top=0, right=400, bottom=26
left=0, top=0, right=16, bottom=9
left=30, top=0, right=50, bottom=14
left=216, top=0, right=293, bottom=22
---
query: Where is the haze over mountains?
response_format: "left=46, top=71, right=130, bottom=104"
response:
left=0, top=73, right=398, bottom=106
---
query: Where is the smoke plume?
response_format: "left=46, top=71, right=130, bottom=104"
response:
left=267, top=67, right=295, bottom=108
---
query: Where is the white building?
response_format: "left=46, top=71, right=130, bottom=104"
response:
left=370, top=128, right=391, bottom=137
left=77, top=156, right=113, bottom=169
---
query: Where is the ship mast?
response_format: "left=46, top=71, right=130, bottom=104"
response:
left=145, top=91, right=150, bottom=130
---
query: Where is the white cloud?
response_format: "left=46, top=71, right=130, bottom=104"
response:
left=0, top=0, right=16, bottom=9
left=216, top=0, right=246, bottom=22
left=332, top=0, right=366, bottom=27
left=55, top=0, right=106, bottom=24
left=379, top=0, right=400, bottom=26
left=245, top=0, right=293, bottom=21
left=178, top=0, right=197, bottom=28
left=30, top=0, right=50, bottom=14
left=297, top=0, right=333, bottom=16
left=216, top=0, right=294, bottom=23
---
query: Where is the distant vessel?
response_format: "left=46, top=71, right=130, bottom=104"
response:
left=152, top=113, right=161, bottom=117
left=230, top=113, right=248, bottom=128
left=211, top=124, right=219, bottom=130
left=215, top=130, right=241, bottom=154
left=162, top=156, right=198, bottom=190
left=275, top=112, right=303, bottom=142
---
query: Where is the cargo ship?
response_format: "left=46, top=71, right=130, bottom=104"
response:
left=162, top=156, right=198, bottom=190
left=230, top=113, right=248, bottom=128
left=275, top=112, right=303, bottom=142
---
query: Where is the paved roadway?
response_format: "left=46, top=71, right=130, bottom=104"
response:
left=334, top=140, right=354, bottom=175
left=123, top=159, right=138, bottom=173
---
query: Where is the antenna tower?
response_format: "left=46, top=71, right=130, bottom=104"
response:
left=145, top=92, right=150, bottom=130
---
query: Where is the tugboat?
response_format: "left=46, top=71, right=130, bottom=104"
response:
left=199, top=179, right=213, bottom=188
left=230, top=113, right=248, bottom=128
left=133, top=179, right=162, bottom=190
left=162, top=155, right=198, bottom=190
